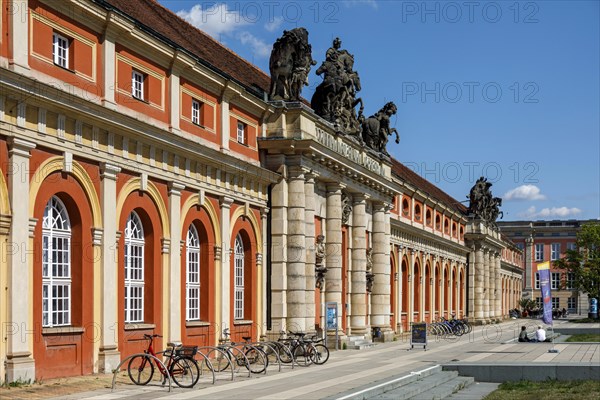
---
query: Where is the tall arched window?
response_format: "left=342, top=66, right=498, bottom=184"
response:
left=234, top=234, right=244, bottom=320
left=186, top=225, right=201, bottom=321
left=125, top=211, right=144, bottom=323
left=42, top=196, right=71, bottom=327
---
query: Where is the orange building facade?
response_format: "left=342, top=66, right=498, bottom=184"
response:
left=0, top=0, right=522, bottom=382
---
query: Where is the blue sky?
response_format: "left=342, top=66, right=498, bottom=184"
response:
left=160, top=0, right=600, bottom=221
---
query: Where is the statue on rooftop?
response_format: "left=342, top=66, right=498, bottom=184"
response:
left=269, top=28, right=316, bottom=101
left=311, top=37, right=364, bottom=137
left=361, top=101, right=400, bottom=155
left=467, top=177, right=503, bottom=225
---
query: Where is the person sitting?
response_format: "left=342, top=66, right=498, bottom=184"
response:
left=518, top=326, right=531, bottom=342
left=533, top=326, right=546, bottom=342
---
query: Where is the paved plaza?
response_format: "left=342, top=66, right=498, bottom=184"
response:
left=2, top=318, right=596, bottom=400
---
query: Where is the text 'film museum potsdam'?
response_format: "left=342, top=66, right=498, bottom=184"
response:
left=0, top=0, right=524, bottom=382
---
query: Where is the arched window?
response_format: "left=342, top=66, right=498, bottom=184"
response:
left=125, top=212, right=144, bottom=323
left=234, top=234, right=244, bottom=320
left=186, top=225, right=201, bottom=321
left=42, top=196, right=71, bottom=327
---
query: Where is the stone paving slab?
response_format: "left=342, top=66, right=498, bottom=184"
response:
left=1, top=319, right=597, bottom=400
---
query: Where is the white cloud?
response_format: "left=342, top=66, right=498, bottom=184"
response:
left=237, top=31, right=271, bottom=58
left=264, top=16, right=284, bottom=33
left=177, top=3, right=271, bottom=59
left=519, top=206, right=582, bottom=219
left=504, top=185, right=547, bottom=201
left=177, top=3, right=249, bottom=39
left=342, top=0, right=379, bottom=10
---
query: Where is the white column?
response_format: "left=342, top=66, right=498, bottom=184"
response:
left=304, top=174, right=316, bottom=332
left=371, top=202, right=391, bottom=335
left=98, top=163, right=121, bottom=372
left=5, top=138, right=36, bottom=382
left=261, top=208, right=269, bottom=334
left=219, top=196, right=233, bottom=330
left=286, top=167, right=306, bottom=332
left=9, top=0, right=29, bottom=73
left=483, top=249, right=490, bottom=322
left=269, top=176, right=287, bottom=332
left=495, top=253, right=502, bottom=320
left=168, top=182, right=184, bottom=341
left=350, top=194, right=367, bottom=335
left=473, top=245, right=484, bottom=322
left=325, top=184, right=344, bottom=336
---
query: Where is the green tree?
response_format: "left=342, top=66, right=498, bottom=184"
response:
left=554, top=222, right=600, bottom=301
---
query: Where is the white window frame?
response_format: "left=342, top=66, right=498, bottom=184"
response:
left=42, top=196, right=71, bottom=327
left=552, top=297, right=560, bottom=309
left=567, top=242, right=577, bottom=251
left=53, top=32, right=69, bottom=68
left=551, top=243, right=560, bottom=261
left=566, top=272, right=575, bottom=289
left=132, top=70, right=145, bottom=100
left=551, top=272, right=561, bottom=290
left=568, top=297, right=577, bottom=310
left=186, top=225, right=201, bottom=321
left=237, top=121, right=246, bottom=144
left=192, top=99, right=201, bottom=125
left=125, top=212, right=145, bottom=323
left=234, top=234, right=245, bottom=320
left=535, top=243, right=544, bottom=261
left=535, top=272, right=540, bottom=289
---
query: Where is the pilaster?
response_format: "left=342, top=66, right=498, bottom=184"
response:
left=97, top=162, right=121, bottom=372
left=168, top=182, right=185, bottom=341
left=5, top=138, right=36, bottom=382
left=219, top=196, right=234, bottom=330
left=371, top=202, right=391, bottom=338
left=9, top=0, right=29, bottom=74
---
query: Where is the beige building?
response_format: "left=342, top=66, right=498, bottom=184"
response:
left=0, top=0, right=523, bottom=383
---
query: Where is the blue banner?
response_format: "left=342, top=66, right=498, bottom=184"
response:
left=538, top=261, right=553, bottom=326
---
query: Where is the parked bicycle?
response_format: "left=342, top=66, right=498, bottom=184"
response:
left=205, top=328, right=267, bottom=374
left=127, top=334, right=200, bottom=388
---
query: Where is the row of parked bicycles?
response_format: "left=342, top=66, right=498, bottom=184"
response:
left=123, top=328, right=330, bottom=389
left=426, top=317, right=473, bottom=336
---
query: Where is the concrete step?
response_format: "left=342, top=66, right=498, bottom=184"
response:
left=330, top=365, right=442, bottom=400
left=347, top=335, right=376, bottom=350
left=446, top=382, right=501, bottom=399
left=369, top=371, right=459, bottom=400
left=411, top=376, right=474, bottom=399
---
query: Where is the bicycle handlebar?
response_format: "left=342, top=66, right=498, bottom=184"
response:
left=143, top=334, right=162, bottom=339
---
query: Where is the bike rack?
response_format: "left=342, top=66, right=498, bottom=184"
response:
left=251, top=341, right=283, bottom=373
left=196, top=346, right=233, bottom=385
left=111, top=353, right=172, bottom=393
left=194, top=350, right=216, bottom=385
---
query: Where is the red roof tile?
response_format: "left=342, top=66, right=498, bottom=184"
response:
left=391, top=158, right=468, bottom=215
left=98, top=1, right=467, bottom=215
left=101, top=0, right=271, bottom=97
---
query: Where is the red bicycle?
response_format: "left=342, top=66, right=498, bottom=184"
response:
left=127, top=334, right=200, bottom=388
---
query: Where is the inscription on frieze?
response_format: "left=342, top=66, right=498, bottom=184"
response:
left=316, top=128, right=382, bottom=175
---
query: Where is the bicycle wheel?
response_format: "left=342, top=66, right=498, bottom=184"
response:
left=310, top=344, right=329, bottom=365
left=128, top=354, right=155, bottom=385
left=292, top=344, right=312, bottom=367
left=204, top=348, right=232, bottom=372
left=274, top=342, right=294, bottom=363
left=169, top=357, right=200, bottom=388
left=244, top=346, right=268, bottom=374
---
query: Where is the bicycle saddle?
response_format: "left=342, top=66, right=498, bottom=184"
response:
left=242, top=336, right=252, bottom=341
left=167, top=341, right=182, bottom=348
